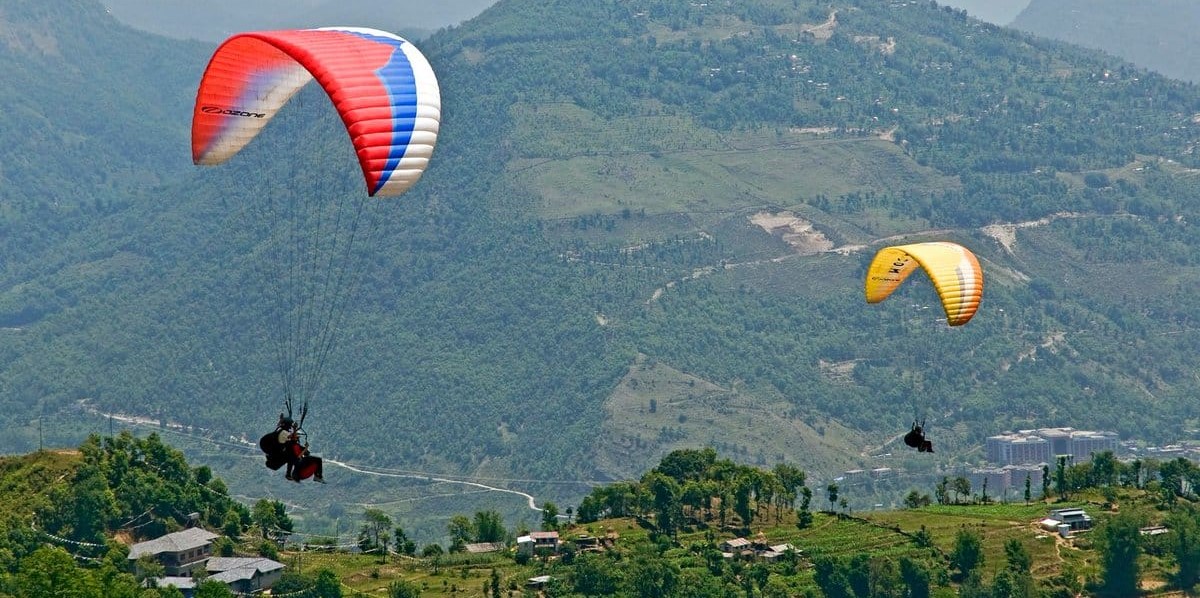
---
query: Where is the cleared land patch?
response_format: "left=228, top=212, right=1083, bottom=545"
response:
left=508, top=102, right=958, bottom=222
left=593, top=354, right=865, bottom=481
left=750, top=210, right=834, bottom=255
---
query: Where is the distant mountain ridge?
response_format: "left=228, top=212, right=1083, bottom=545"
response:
left=98, top=0, right=496, bottom=41
left=1012, top=0, right=1200, bottom=82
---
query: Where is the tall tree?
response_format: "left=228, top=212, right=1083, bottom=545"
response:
left=733, top=476, right=754, bottom=528
left=645, top=471, right=682, bottom=536
left=393, top=526, right=416, bottom=556
left=994, top=539, right=1037, bottom=598
left=1004, top=539, right=1032, bottom=573
left=950, top=528, right=984, bottom=581
left=625, top=551, right=679, bottom=598
left=358, top=508, right=392, bottom=553
left=813, top=557, right=855, bottom=598
left=1096, top=512, right=1143, bottom=597
left=14, top=547, right=104, bottom=598
left=251, top=499, right=290, bottom=540
left=899, top=557, right=931, bottom=598
left=680, top=481, right=708, bottom=522
left=541, top=501, right=560, bottom=531
left=846, top=554, right=871, bottom=598
left=474, top=510, right=506, bottom=543
left=573, top=553, right=619, bottom=596
left=1091, top=451, right=1118, bottom=487
left=772, top=463, right=807, bottom=507
left=1055, top=456, right=1070, bottom=500
left=314, top=569, right=343, bottom=598
left=655, top=447, right=717, bottom=482
left=577, top=495, right=602, bottom=524
left=867, top=557, right=903, bottom=598
left=797, top=486, right=814, bottom=529
left=447, top=515, right=473, bottom=552
left=1169, top=511, right=1200, bottom=591
left=490, top=569, right=502, bottom=598
left=952, top=477, right=972, bottom=505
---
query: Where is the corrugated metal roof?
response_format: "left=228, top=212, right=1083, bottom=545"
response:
left=127, top=528, right=220, bottom=559
left=465, top=542, right=505, bottom=553
left=207, top=557, right=285, bottom=574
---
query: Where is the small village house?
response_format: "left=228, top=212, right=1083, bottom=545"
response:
left=128, top=528, right=220, bottom=576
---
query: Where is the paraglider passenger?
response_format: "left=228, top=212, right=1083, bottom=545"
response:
left=288, top=445, right=325, bottom=484
left=903, top=420, right=934, bottom=453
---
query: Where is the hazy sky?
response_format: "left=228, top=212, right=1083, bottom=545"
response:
left=101, top=0, right=499, bottom=41
left=938, top=0, right=1032, bottom=25
left=1010, top=0, right=1200, bottom=83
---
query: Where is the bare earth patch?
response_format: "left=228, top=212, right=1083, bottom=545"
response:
left=1014, top=332, right=1067, bottom=367
left=750, top=211, right=834, bottom=255
left=459, top=47, right=485, bottom=65
left=791, top=126, right=839, bottom=135
left=818, top=359, right=859, bottom=383
left=981, top=212, right=1081, bottom=254
left=802, top=10, right=838, bottom=41
left=853, top=35, right=896, bottom=56
left=594, top=354, right=865, bottom=480
left=0, top=12, right=61, bottom=56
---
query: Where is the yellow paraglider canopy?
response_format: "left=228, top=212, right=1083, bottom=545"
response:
left=865, top=242, right=983, bottom=326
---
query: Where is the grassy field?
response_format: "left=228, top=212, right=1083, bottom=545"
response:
left=592, top=353, right=873, bottom=483
left=507, top=101, right=958, bottom=223
left=865, top=502, right=1082, bottom=580
left=588, top=353, right=864, bottom=482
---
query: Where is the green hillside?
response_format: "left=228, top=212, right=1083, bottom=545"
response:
left=6, top=0, right=1200, bottom=529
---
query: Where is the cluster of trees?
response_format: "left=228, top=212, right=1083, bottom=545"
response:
left=809, top=533, right=1039, bottom=598
left=0, top=434, right=466, bottom=597
left=0, top=433, right=298, bottom=597
left=576, top=448, right=813, bottom=535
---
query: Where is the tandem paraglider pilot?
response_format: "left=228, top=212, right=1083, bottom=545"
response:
left=903, top=420, right=934, bottom=453
left=259, top=414, right=325, bottom=483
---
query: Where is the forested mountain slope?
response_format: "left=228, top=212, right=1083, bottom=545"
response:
left=5, top=0, right=1200, bottom=518
left=1012, top=0, right=1200, bottom=82
left=0, top=0, right=200, bottom=261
